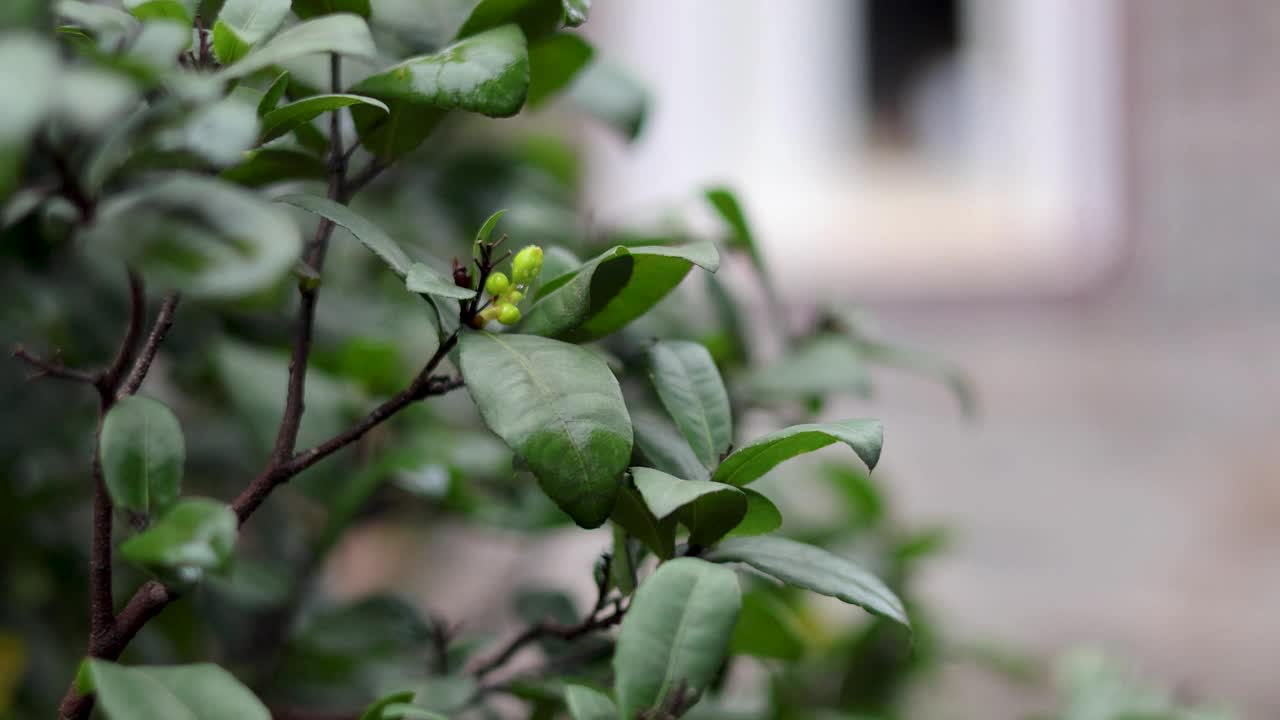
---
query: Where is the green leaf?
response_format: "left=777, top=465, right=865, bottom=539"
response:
left=713, top=420, right=883, bottom=487
left=99, top=396, right=185, bottom=515
left=520, top=241, right=719, bottom=341
left=458, top=332, right=632, bottom=528
left=261, top=93, right=387, bottom=142
left=730, top=591, right=805, bottom=660
left=222, top=147, right=327, bottom=187
left=157, top=97, right=260, bottom=167
left=562, top=0, right=589, bottom=27
left=474, top=208, right=506, bottom=243
left=406, top=262, right=478, bottom=300
left=123, top=21, right=192, bottom=79
left=631, top=409, right=708, bottom=482
left=704, top=187, right=763, bottom=276
left=705, top=536, right=907, bottom=626
left=353, top=24, right=530, bottom=117
left=631, top=467, right=746, bottom=547
left=647, top=340, right=732, bottom=469
left=527, top=33, right=593, bottom=108
left=455, top=0, right=563, bottom=41
left=351, top=24, right=530, bottom=160
left=748, top=334, right=873, bottom=402
left=611, top=523, right=636, bottom=594
left=85, top=175, right=302, bottom=299
left=293, top=0, right=371, bottom=20
left=360, top=691, right=416, bottom=720
left=276, top=193, right=413, bottom=277
left=58, top=1, right=138, bottom=37
left=257, top=71, right=290, bottom=115
left=217, top=13, right=377, bottom=81
left=614, top=558, right=741, bottom=718
left=564, top=685, right=615, bottom=720
left=0, top=34, right=58, bottom=197
left=611, top=485, right=674, bottom=560
left=212, top=0, right=290, bottom=65
left=726, top=488, right=781, bottom=538
left=124, top=0, right=197, bottom=25
left=120, top=498, right=238, bottom=584
left=88, top=661, right=270, bottom=720
left=568, top=57, right=648, bottom=140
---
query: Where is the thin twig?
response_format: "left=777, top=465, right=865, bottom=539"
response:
left=11, top=346, right=98, bottom=385
left=471, top=599, right=628, bottom=678
left=96, top=270, right=146, bottom=405
left=119, top=291, right=180, bottom=398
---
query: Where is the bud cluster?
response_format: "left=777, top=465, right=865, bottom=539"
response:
left=476, top=245, right=543, bottom=327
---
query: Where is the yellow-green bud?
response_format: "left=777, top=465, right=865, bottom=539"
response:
left=497, top=303, right=522, bottom=325
left=512, top=245, right=544, bottom=285
left=505, top=290, right=524, bottom=304
left=485, top=271, right=511, bottom=296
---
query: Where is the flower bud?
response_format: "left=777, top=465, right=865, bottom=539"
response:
left=485, top=271, right=510, bottom=296
left=497, top=303, right=522, bottom=326
left=505, top=290, right=524, bottom=304
left=511, top=245, right=544, bottom=285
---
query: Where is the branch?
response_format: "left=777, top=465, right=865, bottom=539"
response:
left=97, top=270, right=147, bottom=403
left=119, top=292, right=180, bottom=398
left=270, top=53, right=347, bottom=466
left=471, top=599, right=627, bottom=679
left=238, top=333, right=460, bottom=522
left=11, top=346, right=98, bottom=385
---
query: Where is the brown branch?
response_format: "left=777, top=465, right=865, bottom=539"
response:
left=96, top=271, right=147, bottom=404
left=119, top=292, right=180, bottom=398
left=269, top=707, right=360, bottom=720
left=11, top=346, right=98, bottom=384
left=471, top=600, right=627, bottom=679
left=239, top=333, right=460, bottom=523
left=270, top=54, right=347, bottom=467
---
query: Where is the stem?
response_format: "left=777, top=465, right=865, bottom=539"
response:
left=471, top=600, right=627, bottom=678
left=119, top=292, right=180, bottom=398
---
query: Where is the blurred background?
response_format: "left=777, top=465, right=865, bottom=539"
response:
left=4, top=0, right=1279, bottom=718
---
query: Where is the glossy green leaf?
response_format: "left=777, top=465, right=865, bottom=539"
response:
left=99, top=396, right=185, bottom=515
left=614, top=558, right=741, bottom=718
left=562, top=0, right=589, bottom=26
left=276, top=193, right=413, bottom=277
left=564, top=685, right=615, bottom=720
left=0, top=34, right=58, bottom=198
left=730, top=591, right=805, bottom=660
left=261, top=93, right=387, bottom=142
left=713, top=420, right=883, bottom=487
left=611, top=485, right=674, bottom=559
left=123, top=21, right=191, bottom=78
left=748, top=334, right=873, bottom=401
left=257, top=71, right=290, bottom=115
left=631, top=409, right=708, bottom=482
left=88, top=661, right=269, bottom=720
left=527, top=33, right=593, bottom=107
left=85, top=175, right=302, bottom=298
left=293, top=0, right=371, bottom=20
left=726, top=488, right=781, bottom=538
left=647, top=340, right=732, bottom=468
left=455, top=0, right=562, bottom=41
left=406, top=262, right=478, bottom=300
left=120, top=498, right=238, bottom=583
left=705, top=187, right=763, bottom=274
left=631, top=467, right=746, bottom=547
left=212, top=0, right=290, bottom=65
left=124, top=0, right=197, bottom=25
left=351, top=24, right=529, bottom=160
left=706, top=536, right=907, bottom=626
left=458, top=332, right=631, bottom=528
left=381, top=706, right=447, bottom=720
left=222, top=147, right=327, bottom=187
left=217, top=14, right=377, bottom=81
left=568, top=57, right=648, bottom=140
left=353, top=24, right=530, bottom=116
left=520, top=241, right=719, bottom=341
